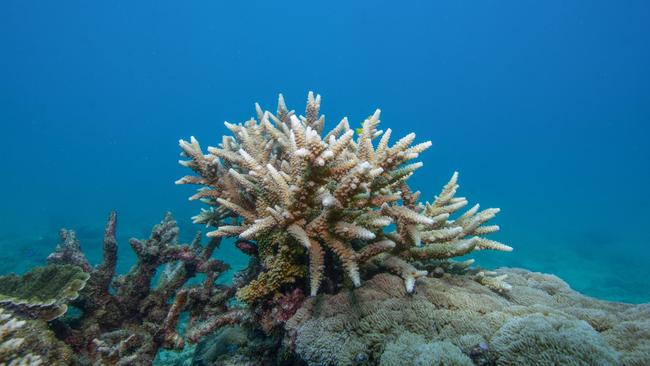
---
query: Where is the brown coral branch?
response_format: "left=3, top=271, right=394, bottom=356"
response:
left=161, top=289, right=187, bottom=349
left=45, top=212, right=237, bottom=364
left=47, top=229, right=91, bottom=272
left=94, top=211, right=117, bottom=296
left=186, top=309, right=249, bottom=344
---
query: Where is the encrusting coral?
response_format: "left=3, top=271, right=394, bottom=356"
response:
left=380, top=332, right=474, bottom=366
left=283, top=269, right=650, bottom=366
left=177, top=92, right=512, bottom=303
left=45, top=212, right=245, bottom=365
left=0, top=264, right=89, bottom=322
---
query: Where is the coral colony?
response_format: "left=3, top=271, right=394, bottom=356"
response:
left=176, top=91, right=512, bottom=303
left=0, top=93, right=648, bottom=365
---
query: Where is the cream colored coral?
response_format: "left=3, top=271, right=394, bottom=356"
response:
left=474, top=271, right=513, bottom=293
left=178, top=92, right=511, bottom=299
left=0, top=309, right=43, bottom=366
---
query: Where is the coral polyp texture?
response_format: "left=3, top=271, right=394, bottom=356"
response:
left=177, top=92, right=512, bottom=303
left=283, top=270, right=650, bottom=366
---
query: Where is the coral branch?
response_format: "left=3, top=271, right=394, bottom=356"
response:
left=186, top=309, right=249, bottom=344
left=43, top=212, right=235, bottom=365
left=47, top=229, right=91, bottom=272
left=178, top=93, right=511, bottom=302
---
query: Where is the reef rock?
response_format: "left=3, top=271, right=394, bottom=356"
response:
left=284, top=268, right=650, bottom=366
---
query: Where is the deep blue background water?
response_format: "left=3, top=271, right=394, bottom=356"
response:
left=1, top=1, right=649, bottom=302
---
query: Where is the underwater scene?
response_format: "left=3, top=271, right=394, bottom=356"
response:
left=1, top=1, right=649, bottom=365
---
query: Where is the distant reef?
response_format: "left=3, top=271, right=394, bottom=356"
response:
left=0, top=93, right=648, bottom=365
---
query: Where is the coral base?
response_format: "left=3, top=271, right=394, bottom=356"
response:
left=273, top=268, right=649, bottom=366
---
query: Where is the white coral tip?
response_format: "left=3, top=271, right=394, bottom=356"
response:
left=351, top=272, right=361, bottom=287
left=322, top=194, right=337, bottom=207
left=370, top=167, right=384, bottom=177
left=321, top=150, right=334, bottom=159
left=294, top=148, right=309, bottom=157
left=405, top=277, right=416, bottom=293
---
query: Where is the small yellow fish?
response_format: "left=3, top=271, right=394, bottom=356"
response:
left=356, top=116, right=374, bottom=134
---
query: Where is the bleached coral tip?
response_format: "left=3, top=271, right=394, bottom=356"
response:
left=370, top=167, right=384, bottom=177
left=294, top=148, right=309, bottom=157
left=321, top=150, right=334, bottom=159
left=322, top=195, right=337, bottom=207
left=405, top=277, right=416, bottom=293
left=351, top=274, right=361, bottom=287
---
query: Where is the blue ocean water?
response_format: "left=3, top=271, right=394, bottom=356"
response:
left=1, top=1, right=648, bottom=304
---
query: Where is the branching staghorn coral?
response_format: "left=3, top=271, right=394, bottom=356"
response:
left=47, top=212, right=243, bottom=365
left=178, top=92, right=512, bottom=303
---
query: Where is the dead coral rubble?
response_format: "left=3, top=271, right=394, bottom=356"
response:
left=177, top=92, right=512, bottom=304
left=46, top=212, right=245, bottom=365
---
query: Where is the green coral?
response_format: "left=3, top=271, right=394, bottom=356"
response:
left=0, top=264, right=89, bottom=321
